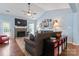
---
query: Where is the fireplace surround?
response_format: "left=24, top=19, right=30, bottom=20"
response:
left=14, top=18, right=27, bottom=38
left=14, top=26, right=27, bottom=38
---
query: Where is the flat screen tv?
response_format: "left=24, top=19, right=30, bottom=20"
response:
left=15, top=18, right=27, bottom=26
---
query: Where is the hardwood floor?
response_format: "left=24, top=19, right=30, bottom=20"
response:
left=0, top=38, right=79, bottom=56
left=16, top=37, right=79, bottom=56
left=0, top=39, right=25, bottom=56
left=61, top=43, right=79, bottom=56
left=15, top=37, right=31, bottom=56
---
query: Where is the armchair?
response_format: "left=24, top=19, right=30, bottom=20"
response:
left=0, top=35, right=9, bottom=44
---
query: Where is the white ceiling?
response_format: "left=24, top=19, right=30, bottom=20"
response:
left=0, top=3, right=70, bottom=19
left=34, top=3, right=70, bottom=11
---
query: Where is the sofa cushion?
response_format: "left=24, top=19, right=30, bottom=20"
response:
left=30, top=34, right=35, bottom=41
left=2, top=37, right=8, bottom=40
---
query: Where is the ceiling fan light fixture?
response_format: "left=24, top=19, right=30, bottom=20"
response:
left=27, top=12, right=32, bottom=16
left=26, top=3, right=31, bottom=16
left=26, top=3, right=37, bottom=17
left=27, top=10, right=32, bottom=16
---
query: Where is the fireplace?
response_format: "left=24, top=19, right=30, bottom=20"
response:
left=15, top=18, right=27, bottom=38
left=17, top=31, right=26, bottom=37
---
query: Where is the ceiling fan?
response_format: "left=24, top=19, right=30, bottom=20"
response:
left=23, top=3, right=37, bottom=16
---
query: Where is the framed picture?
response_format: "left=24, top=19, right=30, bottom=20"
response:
left=40, top=19, right=52, bottom=29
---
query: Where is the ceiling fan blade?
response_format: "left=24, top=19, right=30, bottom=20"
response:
left=22, top=10, right=26, bottom=12
left=33, top=13, right=37, bottom=15
left=22, top=3, right=38, bottom=16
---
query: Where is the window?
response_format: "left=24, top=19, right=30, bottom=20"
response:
left=3, top=22, right=10, bottom=36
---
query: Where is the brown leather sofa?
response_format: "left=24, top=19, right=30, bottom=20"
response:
left=24, top=31, right=55, bottom=56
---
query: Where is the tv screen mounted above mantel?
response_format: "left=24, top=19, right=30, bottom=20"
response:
left=15, top=18, right=27, bottom=26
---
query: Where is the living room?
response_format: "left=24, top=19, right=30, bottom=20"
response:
left=0, top=3, right=79, bottom=56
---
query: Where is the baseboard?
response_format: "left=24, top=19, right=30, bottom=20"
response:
left=68, top=42, right=79, bottom=45
left=72, top=43, right=79, bottom=45
left=67, top=42, right=73, bottom=44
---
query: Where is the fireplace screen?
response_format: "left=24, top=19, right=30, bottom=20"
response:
left=17, top=31, right=25, bottom=37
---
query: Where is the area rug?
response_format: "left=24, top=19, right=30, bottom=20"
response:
left=15, top=37, right=31, bottom=56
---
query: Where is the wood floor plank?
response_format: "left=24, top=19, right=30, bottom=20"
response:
left=0, top=39, right=79, bottom=56
left=0, top=39, right=25, bottom=56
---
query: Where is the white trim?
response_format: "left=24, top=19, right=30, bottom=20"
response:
left=68, top=42, right=79, bottom=45
left=67, top=42, right=73, bottom=44
left=72, top=43, right=79, bottom=45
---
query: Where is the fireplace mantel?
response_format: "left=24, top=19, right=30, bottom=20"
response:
left=14, top=26, right=27, bottom=37
left=15, top=26, right=27, bottom=29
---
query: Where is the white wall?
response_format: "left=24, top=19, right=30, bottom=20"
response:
left=37, top=9, right=73, bottom=43
left=0, top=14, right=28, bottom=39
left=0, top=8, right=79, bottom=44
left=0, top=14, right=15, bottom=38
left=72, top=12, right=79, bottom=45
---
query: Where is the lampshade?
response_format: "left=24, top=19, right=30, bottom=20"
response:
left=53, top=20, right=61, bottom=32
left=53, top=20, right=59, bottom=27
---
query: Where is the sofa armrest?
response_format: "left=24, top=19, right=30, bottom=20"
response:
left=24, top=38, right=36, bottom=47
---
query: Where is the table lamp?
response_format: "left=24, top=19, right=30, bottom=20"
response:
left=53, top=20, right=62, bottom=39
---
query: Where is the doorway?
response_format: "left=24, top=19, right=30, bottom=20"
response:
left=28, top=23, right=35, bottom=35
